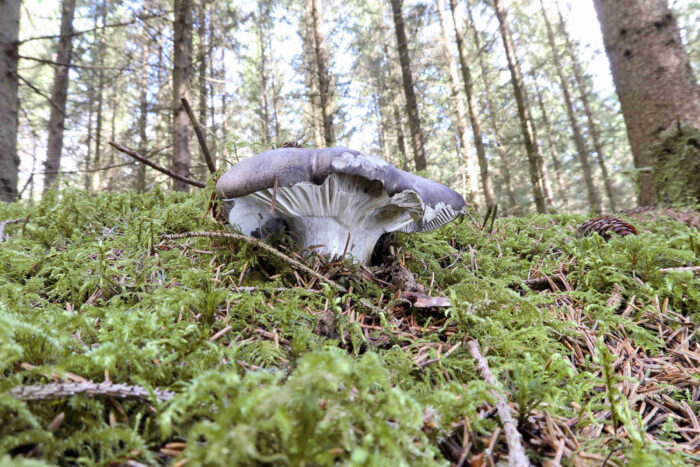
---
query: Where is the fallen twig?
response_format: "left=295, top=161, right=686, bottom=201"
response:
left=659, top=266, right=700, bottom=274
left=181, top=98, right=216, bottom=173
left=12, top=382, right=174, bottom=402
left=467, top=339, right=530, bottom=467
left=108, top=141, right=206, bottom=188
left=162, top=231, right=347, bottom=293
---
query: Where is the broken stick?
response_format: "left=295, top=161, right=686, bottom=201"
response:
left=467, top=339, right=530, bottom=467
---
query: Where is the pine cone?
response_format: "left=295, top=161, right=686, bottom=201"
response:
left=281, top=141, right=302, bottom=148
left=576, top=216, right=638, bottom=240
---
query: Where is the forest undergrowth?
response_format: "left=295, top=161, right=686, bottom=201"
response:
left=1, top=185, right=699, bottom=466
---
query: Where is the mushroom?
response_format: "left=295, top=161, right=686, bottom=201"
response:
left=216, top=147, right=467, bottom=264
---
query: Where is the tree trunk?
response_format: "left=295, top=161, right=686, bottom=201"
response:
left=84, top=82, right=94, bottom=192
left=197, top=0, right=209, bottom=172
left=539, top=0, right=600, bottom=213
left=300, top=14, right=323, bottom=147
left=531, top=74, right=568, bottom=205
left=90, top=2, right=106, bottom=194
left=310, top=0, right=334, bottom=146
left=136, top=30, right=149, bottom=193
left=446, top=0, right=494, bottom=207
left=172, top=0, right=193, bottom=192
left=592, top=0, right=700, bottom=206
left=0, top=0, right=21, bottom=203
left=557, top=5, right=616, bottom=211
left=43, top=0, right=77, bottom=194
left=492, top=0, right=547, bottom=213
left=389, top=0, right=427, bottom=171
left=434, top=0, right=481, bottom=208
left=256, top=2, right=271, bottom=145
left=435, top=0, right=478, bottom=209
left=465, top=0, right=516, bottom=210
left=269, top=37, right=281, bottom=140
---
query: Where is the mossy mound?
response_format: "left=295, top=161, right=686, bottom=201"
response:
left=652, top=122, right=700, bottom=204
left=1, top=188, right=698, bottom=465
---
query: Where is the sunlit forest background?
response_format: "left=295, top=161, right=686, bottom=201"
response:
left=7, top=0, right=698, bottom=214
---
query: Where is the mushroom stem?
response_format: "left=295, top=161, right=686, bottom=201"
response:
left=287, top=217, right=382, bottom=264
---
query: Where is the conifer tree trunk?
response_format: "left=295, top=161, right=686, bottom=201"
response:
left=556, top=3, right=616, bottom=211
left=172, top=0, right=193, bottom=192
left=435, top=0, right=482, bottom=208
left=91, top=2, right=106, bottom=194
left=257, top=3, right=271, bottom=145
left=136, top=32, right=149, bottom=193
left=310, top=0, right=334, bottom=146
left=0, top=0, right=21, bottom=202
left=539, top=0, right=600, bottom=213
left=532, top=75, right=568, bottom=205
left=84, top=86, right=94, bottom=192
left=492, top=0, right=547, bottom=213
left=197, top=1, right=209, bottom=167
left=447, top=0, right=493, bottom=207
left=592, top=0, right=700, bottom=205
left=301, top=15, right=323, bottom=147
left=389, top=0, right=427, bottom=171
left=43, top=0, right=77, bottom=193
left=465, top=0, right=515, bottom=210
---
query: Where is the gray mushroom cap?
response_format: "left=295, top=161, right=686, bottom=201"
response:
left=216, top=147, right=467, bottom=262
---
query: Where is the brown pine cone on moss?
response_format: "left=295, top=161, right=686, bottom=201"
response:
left=576, top=216, right=638, bottom=240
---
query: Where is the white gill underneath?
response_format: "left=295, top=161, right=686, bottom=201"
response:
left=234, top=172, right=424, bottom=263
left=399, top=201, right=462, bottom=233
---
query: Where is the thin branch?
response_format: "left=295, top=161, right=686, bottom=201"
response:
left=18, top=55, right=131, bottom=71
left=17, top=175, right=34, bottom=199
left=659, top=266, right=700, bottom=274
left=17, top=74, right=65, bottom=115
left=467, top=339, right=530, bottom=467
left=162, top=231, right=348, bottom=293
left=17, top=14, right=164, bottom=45
left=11, top=382, right=174, bottom=402
left=29, top=160, right=136, bottom=175
left=181, top=98, right=216, bottom=173
left=108, top=141, right=206, bottom=188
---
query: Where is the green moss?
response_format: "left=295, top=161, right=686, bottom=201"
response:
left=1, top=188, right=696, bottom=465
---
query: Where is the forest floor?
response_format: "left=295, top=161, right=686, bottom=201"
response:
left=1, top=187, right=699, bottom=466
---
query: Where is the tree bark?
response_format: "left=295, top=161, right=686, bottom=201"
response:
left=492, top=0, right=547, bottom=213
left=465, top=0, right=516, bottom=210
left=531, top=74, right=568, bottom=205
left=0, top=0, right=21, bottom=203
left=172, top=0, right=193, bottom=192
left=435, top=0, right=482, bottom=208
left=539, top=0, right=600, bottom=213
left=389, top=0, right=427, bottom=171
left=310, top=0, right=334, bottom=146
left=592, top=0, right=700, bottom=206
left=43, top=0, right=77, bottom=194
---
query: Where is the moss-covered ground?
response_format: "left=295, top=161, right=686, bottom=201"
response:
left=1, top=187, right=698, bottom=466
